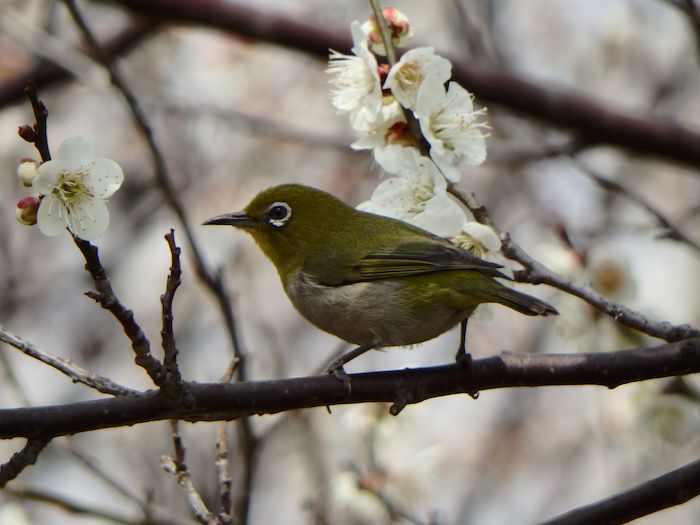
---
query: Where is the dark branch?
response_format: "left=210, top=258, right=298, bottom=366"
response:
left=160, top=230, right=185, bottom=398
left=0, top=339, right=698, bottom=440
left=541, top=456, right=700, bottom=525
left=0, top=436, right=50, bottom=487
left=73, top=236, right=166, bottom=385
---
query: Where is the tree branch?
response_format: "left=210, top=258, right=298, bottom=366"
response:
left=0, top=339, right=698, bottom=440
left=0, top=326, right=137, bottom=397
left=541, top=456, right=700, bottom=525
left=88, top=0, right=700, bottom=170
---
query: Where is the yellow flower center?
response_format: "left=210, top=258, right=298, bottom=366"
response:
left=54, top=170, right=92, bottom=207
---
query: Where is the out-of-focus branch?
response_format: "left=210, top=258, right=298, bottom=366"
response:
left=83, top=0, right=700, bottom=170
left=541, top=455, right=700, bottom=525
left=571, top=158, right=700, bottom=255
left=0, top=326, right=137, bottom=396
left=3, top=486, right=138, bottom=525
left=1, top=338, right=699, bottom=440
left=162, top=421, right=217, bottom=525
left=0, top=19, right=156, bottom=108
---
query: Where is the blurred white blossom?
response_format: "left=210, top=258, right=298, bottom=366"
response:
left=33, top=136, right=124, bottom=241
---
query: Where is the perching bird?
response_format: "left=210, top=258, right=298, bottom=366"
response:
left=204, top=184, right=556, bottom=378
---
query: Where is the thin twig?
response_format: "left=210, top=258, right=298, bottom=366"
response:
left=23, top=82, right=50, bottom=161
left=0, top=326, right=137, bottom=396
left=73, top=235, right=166, bottom=386
left=61, top=8, right=258, bottom=519
left=216, top=359, right=238, bottom=525
left=447, top=184, right=700, bottom=342
left=0, top=437, right=50, bottom=487
left=161, top=230, right=185, bottom=398
left=163, top=421, right=219, bottom=525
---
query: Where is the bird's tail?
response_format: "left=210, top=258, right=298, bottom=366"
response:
left=490, top=286, right=558, bottom=317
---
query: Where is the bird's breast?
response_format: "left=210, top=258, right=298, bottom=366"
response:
left=284, top=270, right=468, bottom=347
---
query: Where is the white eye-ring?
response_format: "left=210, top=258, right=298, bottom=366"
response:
left=266, top=201, right=292, bottom=227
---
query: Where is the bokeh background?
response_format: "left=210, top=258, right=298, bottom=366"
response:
left=1, top=0, right=700, bottom=523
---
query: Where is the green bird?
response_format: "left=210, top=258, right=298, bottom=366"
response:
left=204, top=184, right=557, bottom=378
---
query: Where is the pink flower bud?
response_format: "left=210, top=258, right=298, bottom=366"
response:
left=382, top=7, right=410, bottom=38
left=17, top=125, right=37, bottom=143
left=16, top=196, right=40, bottom=226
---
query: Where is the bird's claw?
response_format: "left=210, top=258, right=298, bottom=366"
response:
left=326, top=362, right=352, bottom=395
left=455, top=349, right=472, bottom=368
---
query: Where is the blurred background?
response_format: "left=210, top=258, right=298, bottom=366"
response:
left=1, top=0, right=700, bottom=523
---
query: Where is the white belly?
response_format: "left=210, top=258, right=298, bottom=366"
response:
left=284, top=271, right=468, bottom=347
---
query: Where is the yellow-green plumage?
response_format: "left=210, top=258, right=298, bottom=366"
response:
left=205, top=184, right=556, bottom=358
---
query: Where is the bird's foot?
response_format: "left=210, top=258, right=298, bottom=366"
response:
left=455, top=349, right=472, bottom=368
left=326, top=361, right=352, bottom=395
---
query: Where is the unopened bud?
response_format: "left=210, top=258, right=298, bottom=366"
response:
left=18, top=124, right=37, bottom=143
left=17, top=159, right=39, bottom=187
left=382, top=7, right=411, bottom=39
left=362, top=7, right=413, bottom=56
left=16, top=196, right=40, bottom=226
left=385, top=122, right=416, bottom=147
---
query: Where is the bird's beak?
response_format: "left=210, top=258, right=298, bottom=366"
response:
left=202, top=211, right=256, bottom=228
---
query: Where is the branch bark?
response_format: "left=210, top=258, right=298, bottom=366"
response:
left=1, top=338, right=698, bottom=440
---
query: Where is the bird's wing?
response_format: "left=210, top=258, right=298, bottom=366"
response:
left=331, top=238, right=508, bottom=284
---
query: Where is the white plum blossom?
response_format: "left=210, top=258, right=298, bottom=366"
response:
left=328, top=22, right=384, bottom=131
left=350, top=99, right=406, bottom=150
left=357, top=146, right=465, bottom=237
left=415, top=77, right=489, bottom=181
left=33, top=136, right=124, bottom=241
left=451, top=222, right=501, bottom=260
left=385, top=47, right=451, bottom=109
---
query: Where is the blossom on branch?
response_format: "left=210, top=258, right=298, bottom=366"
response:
left=328, top=22, right=384, bottom=131
left=357, top=145, right=465, bottom=237
left=385, top=47, right=451, bottom=110
left=33, top=136, right=124, bottom=241
left=416, top=77, right=489, bottom=181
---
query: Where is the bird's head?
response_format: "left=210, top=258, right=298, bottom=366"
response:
left=204, top=184, right=352, bottom=277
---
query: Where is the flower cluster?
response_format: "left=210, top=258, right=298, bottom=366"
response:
left=15, top=136, right=124, bottom=241
left=327, top=7, right=497, bottom=261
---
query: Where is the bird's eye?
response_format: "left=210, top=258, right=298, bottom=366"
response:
left=266, top=202, right=292, bottom=227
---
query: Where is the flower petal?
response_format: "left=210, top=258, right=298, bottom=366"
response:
left=36, top=195, right=68, bottom=236
left=66, top=198, right=110, bottom=241
left=413, top=193, right=465, bottom=237
left=85, top=158, right=124, bottom=198
left=34, top=160, right=61, bottom=194
left=56, top=136, right=95, bottom=171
